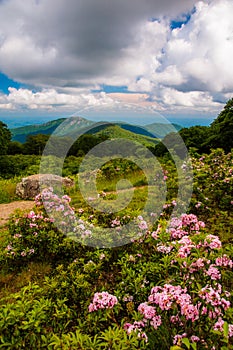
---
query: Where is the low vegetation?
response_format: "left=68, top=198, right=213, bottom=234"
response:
left=0, top=100, right=232, bottom=349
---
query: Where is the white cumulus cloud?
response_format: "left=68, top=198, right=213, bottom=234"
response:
left=0, top=0, right=232, bottom=117
left=0, top=87, right=117, bottom=111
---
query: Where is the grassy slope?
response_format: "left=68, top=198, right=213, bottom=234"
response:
left=93, top=124, right=159, bottom=148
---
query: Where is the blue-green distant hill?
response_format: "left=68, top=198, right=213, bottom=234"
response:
left=10, top=117, right=94, bottom=143
left=10, top=116, right=182, bottom=143
left=11, top=118, right=66, bottom=143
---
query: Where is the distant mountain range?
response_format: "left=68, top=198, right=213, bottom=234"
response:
left=10, top=116, right=182, bottom=143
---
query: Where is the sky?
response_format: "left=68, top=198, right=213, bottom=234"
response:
left=0, top=0, right=233, bottom=127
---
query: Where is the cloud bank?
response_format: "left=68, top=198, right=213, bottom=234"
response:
left=0, top=0, right=232, bottom=117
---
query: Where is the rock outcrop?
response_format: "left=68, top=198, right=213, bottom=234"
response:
left=16, top=174, right=74, bottom=199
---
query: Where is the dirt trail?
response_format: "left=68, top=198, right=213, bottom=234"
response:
left=0, top=201, right=34, bottom=227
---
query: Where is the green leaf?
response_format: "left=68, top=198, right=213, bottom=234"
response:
left=223, top=321, right=229, bottom=338
left=182, top=338, right=190, bottom=349
left=190, top=343, right=197, bottom=350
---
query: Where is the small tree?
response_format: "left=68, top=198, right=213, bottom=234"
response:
left=23, top=134, right=50, bottom=155
left=0, top=121, right=11, bottom=155
left=179, top=125, right=210, bottom=152
left=8, top=141, right=23, bottom=155
left=205, top=98, right=233, bottom=152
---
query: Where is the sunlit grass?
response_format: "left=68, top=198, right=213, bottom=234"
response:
left=66, top=168, right=166, bottom=224
left=0, top=178, right=18, bottom=203
left=0, top=261, right=52, bottom=299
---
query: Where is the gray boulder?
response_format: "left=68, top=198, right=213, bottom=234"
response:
left=16, top=174, right=74, bottom=199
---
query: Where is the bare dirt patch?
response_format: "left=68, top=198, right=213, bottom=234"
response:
left=0, top=201, right=34, bottom=227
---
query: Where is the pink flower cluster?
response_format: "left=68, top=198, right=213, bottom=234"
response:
left=163, top=215, right=223, bottom=259
left=75, top=219, right=93, bottom=239
left=202, top=234, right=222, bottom=250
left=215, top=255, right=233, bottom=268
left=199, top=284, right=231, bottom=321
left=111, top=218, right=121, bottom=227
left=124, top=213, right=233, bottom=347
left=35, top=189, right=74, bottom=213
left=6, top=244, right=35, bottom=257
left=206, top=265, right=221, bottom=280
left=173, top=333, right=200, bottom=345
left=189, top=258, right=210, bottom=273
left=151, top=224, right=161, bottom=240
left=173, top=333, right=187, bottom=345
left=156, top=244, right=173, bottom=254
left=35, top=188, right=76, bottom=233
left=124, top=321, right=148, bottom=342
left=5, top=244, right=15, bottom=256
left=168, top=213, right=205, bottom=239
left=26, top=210, right=53, bottom=229
left=213, top=318, right=233, bottom=338
left=177, top=236, right=195, bottom=258
left=148, top=284, right=199, bottom=322
left=138, top=302, right=162, bottom=329
left=88, top=291, right=118, bottom=312
left=5, top=208, right=56, bottom=258
left=183, top=257, right=228, bottom=282
left=137, top=216, right=148, bottom=231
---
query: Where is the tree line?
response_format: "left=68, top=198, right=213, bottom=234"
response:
left=0, top=130, right=108, bottom=157
left=152, top=98, right=233, bottom=156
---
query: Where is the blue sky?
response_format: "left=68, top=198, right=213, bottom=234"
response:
left=0, top=73, right=21, bottom=94
left=0, top=0, right=232, bottom=127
